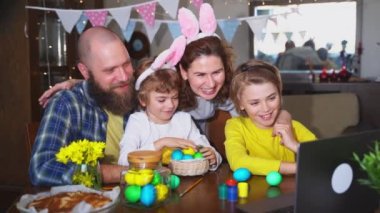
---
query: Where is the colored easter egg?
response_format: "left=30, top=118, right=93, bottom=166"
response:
left=124, top=185, right=141, bottom=203
left=135, top=172, right=153, bottom=186
left=140, top=184, right=156, bottom=206
left=233, top=168, right=251, bottom=182
left=155, top=184, right=169, bottom=202
left=151, top=172, right=162, bottom=185
left=182, top=154, right=194, bottom=160
left=171, top=149, right=184, bottom=160
left=193, top=152, right=203, bottom=159
left=162, top=148, right=173, bottom=165
left=182, top=147, right=196, bottom=155
left=266, top=171, right=282, bottom=186
left=225, top=178, right=238, bottom=186
left=124, top=170, right=137, bottom=185
left=169, top=175, right=180, bottom=190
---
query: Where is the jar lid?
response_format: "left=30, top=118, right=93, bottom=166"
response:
left=128, top=150, right=162, bottom=164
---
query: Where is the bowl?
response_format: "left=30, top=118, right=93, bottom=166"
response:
left=128, top=150, right=162, bottom=169
left=170, top=158, right=209, bottom=176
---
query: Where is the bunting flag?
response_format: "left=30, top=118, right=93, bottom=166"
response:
left=143, top=22, right=161, bottom=43
left=269, top=16, right=278, bottom=25
left=84, top=10, right=108, bottom=27
left=135, top=2, right=157, bottom=27
left=109, top=7, right=131, bottom=30
left=246, top=17, right=269, bottom=42
left=167, top=22, right=181, bottom=38
left=55, top=9, right=82, bottom=33
left=158, top=0, right=180, bottom=19
left=105, top=15, right=113, bottom=27
left=76, top=14, right=88, bottom=33
left=299, top=30, right=307, bottom=39
left=191, top=0, right=204, bottom=11
left=122, top=20, right=137, bottom=41
left=217, top=19, right=240, bottom=43
left=271, top=32, right=280, bottom=42
left=284, top=31, right=293, bottom=40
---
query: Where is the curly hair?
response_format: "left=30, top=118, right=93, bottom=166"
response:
left=230, top=60, right=282, bottom=117
left=177, top=36, right=235, bottom=111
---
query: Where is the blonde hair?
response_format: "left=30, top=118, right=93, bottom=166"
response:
left=135, top=58, right=180, bottom=108
left=230, top=60, right=282, bottom=117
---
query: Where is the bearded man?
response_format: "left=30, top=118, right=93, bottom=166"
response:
left=29, top=27, right=135, bottom=186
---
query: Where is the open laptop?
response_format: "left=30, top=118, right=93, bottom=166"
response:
left=237, top=130, right=380, bottom=213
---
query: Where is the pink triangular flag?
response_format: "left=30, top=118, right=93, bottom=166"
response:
left=191, top=0, right=203, bottom=11
left=135, top=2, right=157, bottom=28
left=84, top=10, right=108, bottom=27
left=55, top=9, right=82, bottom=33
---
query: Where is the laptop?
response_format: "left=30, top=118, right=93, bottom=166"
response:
left=237, top=130, right=380, bottom=213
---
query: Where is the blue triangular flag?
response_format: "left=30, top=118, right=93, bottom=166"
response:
left=217, top=19, right=240, bottom=43
left=76, top=14, right=88, bottom=34
left=122, top=20, right=136, bottom=41
left=167, top=22, right=181, bottom=39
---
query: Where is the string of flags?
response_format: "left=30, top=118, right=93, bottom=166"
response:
left=25, top=0, right=305, bottom=44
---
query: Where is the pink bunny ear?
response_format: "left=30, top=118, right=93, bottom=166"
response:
left=178, top=7, right=199, bottom=39
left=199, top=3, right=217, bottom=35
left=151, top=49, right=174, bottom=70
left=167, top=35, right=186, bottom=66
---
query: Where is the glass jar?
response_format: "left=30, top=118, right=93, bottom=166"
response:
left=73, top=161, right=102, bottom=190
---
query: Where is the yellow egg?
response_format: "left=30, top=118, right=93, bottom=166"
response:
left=155, top=184, right=169, bottom=202
left=162, top=148, right=173, bottom=165
left=124, top=171, right=137, bottom=185
left=139, top=169, right=154, bottom=175
left=182, top=147, right=195, bottom=156
left=135, top=173, right=154, bottom=186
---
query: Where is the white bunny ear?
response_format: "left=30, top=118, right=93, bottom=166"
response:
left=199, top=3, right=217, bottom=35
left=167, top=35, right=186, bottom=66
left=178, top=7, right=199, bottom=40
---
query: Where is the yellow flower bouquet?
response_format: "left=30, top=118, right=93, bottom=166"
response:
left=56, top=139, right=106, bottom=189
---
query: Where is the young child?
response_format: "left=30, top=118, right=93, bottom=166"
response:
left=118, top=56, right=222, bottom=170
left=225, top=60, right=316, bottom=175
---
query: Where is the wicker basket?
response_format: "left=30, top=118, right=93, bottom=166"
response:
left=169, top=159, right=209, bottom=176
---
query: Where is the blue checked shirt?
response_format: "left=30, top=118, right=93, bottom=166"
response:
left=29, top=81, right=129, bottom=186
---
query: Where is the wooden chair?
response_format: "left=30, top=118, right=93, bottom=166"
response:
left=206, top=110, right=231, bottom=160
left=25, top=122, right=39, bottom=163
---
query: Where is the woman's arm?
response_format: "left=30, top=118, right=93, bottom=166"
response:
left=39, top=79, right=83, bottom=108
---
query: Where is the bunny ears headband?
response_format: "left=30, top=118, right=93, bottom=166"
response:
left=135, top=3, right=218, bottom=90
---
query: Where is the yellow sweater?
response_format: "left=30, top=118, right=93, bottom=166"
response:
left=225, top=116, right=316, bottom=175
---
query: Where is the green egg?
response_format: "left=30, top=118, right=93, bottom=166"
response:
left=193, top=152, right=204, bottom=159
left=266, top=171, right=282, bottom=186
left=169, top=175, right=180, bottom=190
left=151, top=172, right=162, bottom=185
left=124, top=185, right=141, bottom=203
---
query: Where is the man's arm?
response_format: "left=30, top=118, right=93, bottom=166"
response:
left=100, top=164, right=128, bottom=184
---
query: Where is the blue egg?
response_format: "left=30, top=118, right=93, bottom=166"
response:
left=171, top=149, right=184, bottom=160
left=182, top=154, right=194, bottom=160
left=233, top=168, right=251, bottom=182
left=140, top=184, right=156, bottom=206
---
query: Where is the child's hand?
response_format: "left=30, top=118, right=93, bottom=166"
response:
left=273, top=109, right=292, bottom=136
left=154, top=137, right=196, bottom=150
left=273, top=123, right=299, bottom=153
left=199, top=147, right=217, bottom=166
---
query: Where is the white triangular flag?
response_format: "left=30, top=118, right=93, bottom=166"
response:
left=158, top=0, right=180, bottom=19
left=246, top=17, right=268, bottom=41
left=108, top=7, right=131, bottom=30
left=143, top=22, right=162, bottom=43
left=55, top=9, right=83, bottom=33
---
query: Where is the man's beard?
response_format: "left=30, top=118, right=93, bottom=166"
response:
left=88, top=73, right=136, bottom=115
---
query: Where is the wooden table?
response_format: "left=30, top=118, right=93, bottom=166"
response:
left=9, top=164, right=296, bottom=212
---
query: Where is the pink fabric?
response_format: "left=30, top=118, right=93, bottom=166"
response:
left=178, top=7, right=199, bottom=39
left=84, top=10, right=108, bottom=27
left=199, top=3, right=217, bottom=35
left=135, top=2, right=157, bottom=27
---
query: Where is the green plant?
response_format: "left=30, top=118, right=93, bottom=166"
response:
left=353, top=141, right=380, bottom=193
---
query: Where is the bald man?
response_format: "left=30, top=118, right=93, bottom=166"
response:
left=29, top=27, right=135, bottom=186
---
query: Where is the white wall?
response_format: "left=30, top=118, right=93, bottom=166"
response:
left=360, top=0, right=380, bottom=79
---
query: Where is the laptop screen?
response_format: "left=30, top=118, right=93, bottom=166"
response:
left=295, top=130, right=380, bottom=213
